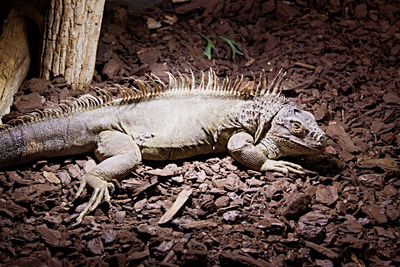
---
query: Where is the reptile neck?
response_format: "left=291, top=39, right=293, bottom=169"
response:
left=255, top=134, right=280, bottom=159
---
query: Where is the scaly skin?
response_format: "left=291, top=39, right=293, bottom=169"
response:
left=0, top=69, right=327, bottom=223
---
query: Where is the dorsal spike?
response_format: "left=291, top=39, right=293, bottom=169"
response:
left=188, top=69, right=195, bottom=90
left=212, top=70, right=220, bottom=91
left=274, top=74, right=286, bottom=95
left=134, top=80, right=145, bottom=93
left=150, top=73, right=167, bottom=91
left=250, top=71, right=257, bottom=93
left=145, top=73, right=159, bottom=93
left=117, top=85, right=126, bottom=99
left=205, top=68, right=213, bottom=91
left=176, top=71, right=185, bottom=90
left=199, top=70, right=205, bottom=90
left=184, top=73, right=191, bottom=90
left=238, top=75, right=245, bottom=94
left=166, top=72, right=176, bottom=90
left=256, top=69, right=268, bottom=96
left=269, top=68, right=285, bottom=95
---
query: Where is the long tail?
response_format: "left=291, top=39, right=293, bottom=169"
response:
left=0, top=112, right=99, bottom=168
left=0, top=91, right=122, bottom=168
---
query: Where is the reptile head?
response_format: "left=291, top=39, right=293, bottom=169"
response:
left=269, top=104, right=326, bottom=157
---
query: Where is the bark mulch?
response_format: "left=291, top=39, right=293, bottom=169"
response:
left=1, top=0, right=399, bottom=266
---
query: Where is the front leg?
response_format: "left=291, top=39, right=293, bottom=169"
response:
left=74, top=130, right=141, bottom=223
left=227, top=132, right=304, bottom=175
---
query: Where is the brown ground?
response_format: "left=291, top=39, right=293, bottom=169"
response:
left=1, top=0, right=399, bottom=266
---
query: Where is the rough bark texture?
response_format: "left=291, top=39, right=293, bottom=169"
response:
left=0, top=0, right=44, bottom=120
left=40, top=0, right=105, bottom=90
left=0, top=16, right=31, bottom=120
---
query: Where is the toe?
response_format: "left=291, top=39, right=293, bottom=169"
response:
left=74, top=176, right=87, bottom=200
left=74, top=178, right=112, bottom=224
left=90, top=188, right=105, bottom=212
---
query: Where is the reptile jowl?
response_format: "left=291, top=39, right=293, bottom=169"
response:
left=0, top=69, right=327, bottom=223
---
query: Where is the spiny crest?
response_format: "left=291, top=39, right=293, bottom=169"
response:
left=0, top=89, right=114, bottom=132
left=162, top=68, right=286, bottom=98
left=0, top=68, right=287, bottom=132
left=116, top=68, right=286, bottom=100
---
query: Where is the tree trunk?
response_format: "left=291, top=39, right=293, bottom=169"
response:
left=0, top=0, right=44, bottom=120
left=40, top=0, right=105, bottom=90
left=0, top=16, right=30, bottom=119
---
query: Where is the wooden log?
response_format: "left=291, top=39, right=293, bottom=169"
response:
left=40, top=0, right=105, bottom=90
left=0, top=0, right=44, bottom=120
left=0, top=17, right=31, bottom=119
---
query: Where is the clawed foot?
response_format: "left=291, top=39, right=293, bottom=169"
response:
left=261, top=159, right=304, bottom=175
left=73, top=174, right=114, bottom=224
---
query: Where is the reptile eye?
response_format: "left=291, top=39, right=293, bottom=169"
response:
left=290, top=121, right=305, bottom=137
left=292, top=122, right=301, bottom=129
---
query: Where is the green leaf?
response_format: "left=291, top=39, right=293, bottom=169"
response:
left=199, top=33, right=218, bottom=60
left=218, top=36, right=244, bottom=59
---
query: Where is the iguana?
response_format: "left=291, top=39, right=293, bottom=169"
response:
left=0, top=69, right=327, bottom=223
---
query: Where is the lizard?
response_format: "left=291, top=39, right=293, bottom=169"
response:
left=0, top=68, right=327, bottom=223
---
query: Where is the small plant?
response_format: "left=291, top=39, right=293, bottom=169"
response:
left=198, top=33, right=218, bottom=60
left=199, top=33, right=243, bottom=60
left=218, top=36, right=244, bottom=59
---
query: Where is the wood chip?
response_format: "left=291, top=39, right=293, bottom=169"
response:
left=294, top=61, right=317, bottom=70
left=245, top=57, right=256, bottom=67
left=145, top=168, right=175, bottom=177
left=219, top=251, right=268, bottom=267
left=326, top=121, right=359, bottom=153
left=305, top=241, right=339, bottom=259
left=315, top=185, right=338, bottom=206
left=158, top=188, right=193, bottom=225
left=43, top=171, right=60, bottom=184
left=358, top=158, right=400, bottom=173
left=87, top=237, right=104, bottom=255
left=146, top=18, right=161, bottom=29
left=132, top=177, right=158, bottom=197
left=184, top=220, right=218, bottom=229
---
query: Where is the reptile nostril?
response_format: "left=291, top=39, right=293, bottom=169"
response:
left=319, top=134, right=327, bottom=144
